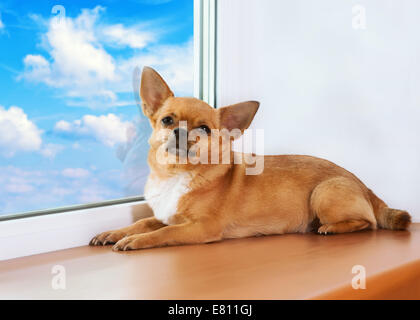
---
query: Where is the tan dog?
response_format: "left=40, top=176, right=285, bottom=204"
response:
left=90, top=67, right=411, bottom=251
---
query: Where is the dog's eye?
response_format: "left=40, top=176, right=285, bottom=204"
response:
left=198, top=125, right=211, bottom=134
left=161, top=116, right=173, bottom=126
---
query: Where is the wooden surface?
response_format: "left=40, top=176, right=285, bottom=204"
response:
left=1, top=224, right=419, bottom=299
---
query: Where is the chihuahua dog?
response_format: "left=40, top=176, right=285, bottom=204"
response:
left=90, top=67, right=411, bottom=251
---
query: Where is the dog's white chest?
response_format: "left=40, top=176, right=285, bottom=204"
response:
left=145, top=174, right=191, bottom=225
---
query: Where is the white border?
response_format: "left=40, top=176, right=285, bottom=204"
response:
left=0, top=201, right=152, bottom=261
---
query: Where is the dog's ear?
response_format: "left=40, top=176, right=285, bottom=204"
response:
left=218, top=101, right=260, bottom=131
left=140, top=67, right=174, bottom=118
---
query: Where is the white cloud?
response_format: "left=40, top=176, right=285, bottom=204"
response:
left=21, top=55, right=53, bottom=85
left=117, top=40, right=194, bottom=96
left=62, top=168, right=90, bottom=178
left=101, top=24, right=154, bottom=49
left=19, top=6, right=193, bottom=109
left=46, top=7, right=116, bottom=84
left=21, top=7, right=116, bottom=90
left=5, top=182, right=34, bottom=194
left=21, top=55, right=51, bottom=82
left=40, top=143, right=65, bottom=159
left=55, top=119, right=72, bottom=131
left=54, top=113, right=135, bottom=147
left=0, top=166, right=123, bottom=214
left=0, top=106, right=64, bottom=158
left=78, top=187, right=108, bottom=203
left=0, top=16, right=4, bottom=30
left=0, top=106, right=42, bottom=157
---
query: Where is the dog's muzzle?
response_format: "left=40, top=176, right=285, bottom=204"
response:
left=167, top=127, right=188, bottom=156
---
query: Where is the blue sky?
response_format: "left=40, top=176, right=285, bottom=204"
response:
left=0, top=0, right=193, bottom=215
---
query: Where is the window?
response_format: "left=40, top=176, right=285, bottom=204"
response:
left=0, top=0, right=194, bottom=217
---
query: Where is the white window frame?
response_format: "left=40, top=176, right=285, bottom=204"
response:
left=0, top=0, right=218, bottom=261
left=194, top=0, right=217, bottom=107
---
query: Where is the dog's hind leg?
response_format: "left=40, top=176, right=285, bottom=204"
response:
left=317, top=219, right=371, bottom=234
left=310, top=176, right=376, bottom=235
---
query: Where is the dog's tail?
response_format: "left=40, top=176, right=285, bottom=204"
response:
left=368, top=189, right=411, bottom=230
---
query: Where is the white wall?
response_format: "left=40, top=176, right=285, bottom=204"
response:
left=217, top=0, right=420, bottom=221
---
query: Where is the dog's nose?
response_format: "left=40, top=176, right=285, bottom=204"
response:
left=173, top=127, right=187, bottom=139
left=173, top=128, right=180, bottom=138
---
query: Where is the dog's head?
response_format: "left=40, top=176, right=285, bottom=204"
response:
left=140, top=67, right=259, bottom=173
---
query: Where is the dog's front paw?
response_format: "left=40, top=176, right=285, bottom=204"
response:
left=112, top=235, right=143, bottom=251
left=89, top=230, right=127, bottom=246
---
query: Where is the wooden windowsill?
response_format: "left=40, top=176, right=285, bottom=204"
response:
left=1, top=224, right=419, bottom=299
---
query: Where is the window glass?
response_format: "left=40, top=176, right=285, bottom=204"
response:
left=0, top=0, right=194, bottom=215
